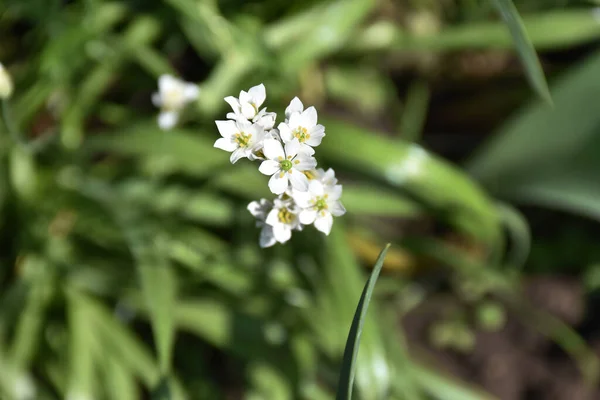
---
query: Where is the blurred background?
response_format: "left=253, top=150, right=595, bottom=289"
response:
left=2, top=0, right=600, bottom=399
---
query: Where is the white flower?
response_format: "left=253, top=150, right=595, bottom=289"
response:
left=0, top=62, right=13, bottom=99
left=278, top=101, right=325, bottom=152
left=293, top=179, right=346, bottom=235
left=214, top=119, right=266, bottom=163
left=225, top=83, right=266, bottom=120
left=152, top=74, right=199, bottom=130
left=265, top=197, right=302, bottom=244
left=248, top=199, right=276, bottom=248
left=258, top=138, right=317, bottom=194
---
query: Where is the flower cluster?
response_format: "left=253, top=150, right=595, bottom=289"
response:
left=152, top=74, right=199, bottom=130
left=214, top=84, right=346, bottom=247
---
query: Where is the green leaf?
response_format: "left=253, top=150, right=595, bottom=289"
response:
left=128, top=232, right=177, bottom=375
left=467, top=49, right=600, bottom=221
left=77, top=293, right=160, bottom=386
left=85, top=124, right=227, bottom=178
left=66, top=289, right=98, bottom=399
left=320, top=117, right=502, bottom=248
left=342, top=185, right=423, bottom=217
left=409, top=361, right=498, bottom=400
left=491, top=0, right=552, bottom=104
left=496, top=202, right=530, bottom=269
left=350, top=10, right=600, bottom=54
left=335, top=243, right=390, bottom=400
left=103, top=355, right=140, bottom=400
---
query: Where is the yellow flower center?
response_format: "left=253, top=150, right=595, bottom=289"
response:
left=293, top=126, right=311, bottom=143
left=278, top=208, right=294, bottom=224
left=234, top=132, right=252, bottom=147
left=163, top=88, right=185, bottom=110
left=313, top=195, right=329, bottom=211
left=303, top=170, right=317, bottom=180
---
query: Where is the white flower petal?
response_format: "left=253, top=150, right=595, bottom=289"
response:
left=278, top=123, right=293, bottom=143
left=230, top=147, right=247, bottom=164
left=308, top=180, right=325, bottom=196
left=214, top=137, right=236, bottom=151
left=268, top=173, right=289, bottom=194
left=259, top=160, right=280, bottom=175
left=184, top=84, right=200, bottom=101
left=293, top=154, right=317, bottom=171
left=330, top=201, right=346, bottom=217
left=151, top=93, right=162, bottom=107
left=224, top=96, right=240, bottom=111
left=263, top=139, right=285, bottom=160
left=288, top=170, right=309, bottom=192
left=158, top=74, right=177, bottom=92
left=248, top=83, right=266, bottom=107
left=292, top=190, right=312, bottom=207
left=302, top=106, right=318, bottom=127
left=259, top=226, right=277, bottom=248
left=284, top=139, right=301, bottom=158
left=321, top=168, right=337, bottom=185
left=239, top=90, right=251, bottom=104
left=298, top=144, right=315, bottom=156
left=327, top=184, right=343, bottom=200
left=215, top=120, right=238, bottom=138
left=314, top=212, right=334, bottom=235
left=266, top=209, right=279, bottom=226
left=158, top=111, right=178, bottom=130
left=256, top=111, right=275, bottom=130
left=299, top=209, right=317, bottom=225
left=288, top=113, right=302, bottom=129
left=285, top=97, right=304, bottom=120
left=241, top=103, right=256, bottom=119
left=248, top=201, right=262, bottom=218
left=306, top=125, right=325, bottom=147
left=273, top=223, right=292, bottom=243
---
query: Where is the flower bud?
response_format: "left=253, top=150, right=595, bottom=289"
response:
left=0, top=63, right=14, bottom=99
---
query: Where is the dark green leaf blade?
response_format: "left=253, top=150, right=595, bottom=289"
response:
left=492, top=0, right=552, bottom=104
left=335, top=243, right=391, bottom=400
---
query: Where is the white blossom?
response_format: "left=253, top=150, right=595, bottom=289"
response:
left=258, top=138, right=317, bottom=194
left=248, top=199, right=276, bottom=248
left=225, top=84, right=267, bottom=121
left=0, top=62, right=13, bottom=99
left=293, top=179, right=346, bottom=235
left=214, top=119, right=266, bottom=163
left=152, top=74, right=199, bottom=130
left=278, top=100, right=325, bottom=152
left=215, top=83, right=346, bottom=247
left=264, top=197, right=302, bottom=244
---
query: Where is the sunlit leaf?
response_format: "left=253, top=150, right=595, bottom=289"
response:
left=336, top=243, right=390, bottom=400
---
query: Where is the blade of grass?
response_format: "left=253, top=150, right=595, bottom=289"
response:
left=491, top=0, right=552, bottom=104
left=335, top=243, right=391, bottom=400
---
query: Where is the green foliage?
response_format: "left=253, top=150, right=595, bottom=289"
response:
left=0, top=0, right=599, bottom=399
left=336, top=244, right=390, bottom=400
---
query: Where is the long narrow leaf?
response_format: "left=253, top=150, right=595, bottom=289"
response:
left=336, top=243, right=391, bottom=400
left=491, top=0, right=552, bottom=104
